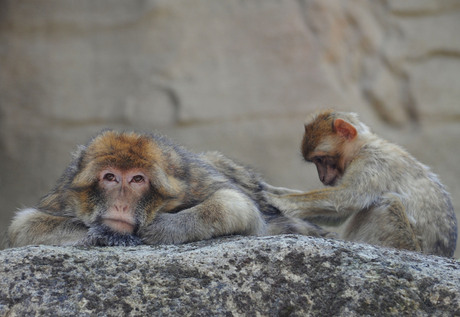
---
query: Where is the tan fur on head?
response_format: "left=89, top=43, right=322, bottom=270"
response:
left=72, top=131, right=164, bottom=187
left=84, top=131, right=162, bottom=171
left=302, top=109, right=370, bottom=159
left=302, top=110, right=335, bottom=159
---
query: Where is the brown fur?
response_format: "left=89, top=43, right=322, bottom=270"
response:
left=302, top=110, right=335, bottom=158
left=8, top=130, right=332, bottom=247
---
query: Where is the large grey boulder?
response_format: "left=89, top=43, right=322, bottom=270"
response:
left=1, top=235, right=459, bottom=316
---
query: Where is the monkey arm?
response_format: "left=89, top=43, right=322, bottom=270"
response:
left=260, top=182, right=304, bottom=195
left=138, top=188, right=267, bottom=245
left=8, top=208, right=88, bottom=247
left=266, top=186, right=378, bottom=226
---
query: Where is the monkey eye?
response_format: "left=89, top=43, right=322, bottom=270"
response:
left=103, top=173, right=117, bottom=182
left=312, top=157, right=323, bottom=164
left=131, top=175, right=145, bottom=183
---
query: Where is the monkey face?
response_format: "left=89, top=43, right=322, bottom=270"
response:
left=98, top=167, right=150, bottom=234
left=302, top=111, right=364, bottom=187
left=67, top=131, right=165, bottom=234
left=310, top=155, right=341, bottom=186
left=66, top=130, right=186, bottom=242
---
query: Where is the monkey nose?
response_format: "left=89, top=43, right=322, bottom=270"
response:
left=114, top=204, right=129, bottom=213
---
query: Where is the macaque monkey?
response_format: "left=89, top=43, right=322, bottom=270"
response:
left=8, top=130, right=332, bottom=247
left=269, top=110, right=457, bottom=257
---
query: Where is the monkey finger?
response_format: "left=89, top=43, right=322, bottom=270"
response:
left=80, top=226, right=143, bottom=247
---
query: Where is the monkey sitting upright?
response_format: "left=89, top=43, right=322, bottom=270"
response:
left=268, top=110, right=457, bottom=257
left=8, top=130, right=332, bottom=247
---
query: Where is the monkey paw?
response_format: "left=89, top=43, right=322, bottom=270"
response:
left=82, top=226, right=143, bottom=247
left=323, top=231, right=340, bottom=239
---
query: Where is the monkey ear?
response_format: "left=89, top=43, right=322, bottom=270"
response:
left=333, top=119, right=357, bottom=140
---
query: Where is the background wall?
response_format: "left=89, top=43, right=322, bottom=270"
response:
left=1, top=0, right=459, bottom=255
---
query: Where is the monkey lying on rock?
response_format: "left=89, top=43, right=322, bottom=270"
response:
left=8, top=130, right=333, bottom=247
left=268, top=110, right=457, bottom=257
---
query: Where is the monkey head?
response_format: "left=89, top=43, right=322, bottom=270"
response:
left=301, top=110, right=369, bottom=186
left=66, top=130, right=178, bottom=236
left=96, top=167, right=149, bottom=234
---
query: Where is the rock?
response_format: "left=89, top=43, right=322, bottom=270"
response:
left=1, top=235, right=459, bottom=316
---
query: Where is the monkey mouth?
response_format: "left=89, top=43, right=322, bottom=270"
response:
left=322, top=176, right=340, bottom=186
left=102, top=217, right=136, bottom=234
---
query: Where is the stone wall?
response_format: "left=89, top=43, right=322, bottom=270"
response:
left=1, top=0, right=459, bottom=254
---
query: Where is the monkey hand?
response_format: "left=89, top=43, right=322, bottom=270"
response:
left=79, top=226, right=143, bottom=247
left=323, top=231, right=340, bottom=239
left=138, top=212, right=211, bottom=245
left=264, top=192, right=309, bottom=215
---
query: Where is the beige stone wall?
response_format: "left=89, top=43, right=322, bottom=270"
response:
left=1, top=0, right=459, bottom=254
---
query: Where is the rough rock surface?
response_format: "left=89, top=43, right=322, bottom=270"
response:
left=1, top=235, right=459, bottom=316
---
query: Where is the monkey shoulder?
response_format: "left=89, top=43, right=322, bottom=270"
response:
left=201, top=151, right=262, bottom=186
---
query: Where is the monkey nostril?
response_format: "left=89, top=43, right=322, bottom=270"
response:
left=114, top=204, right=129, bottom=213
